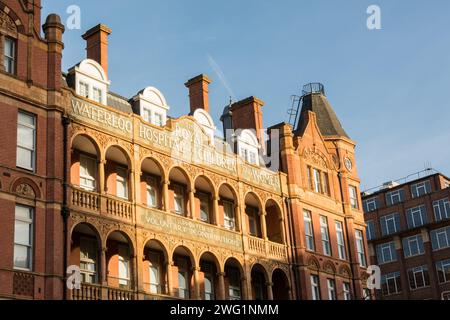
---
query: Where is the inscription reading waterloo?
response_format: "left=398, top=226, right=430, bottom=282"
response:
left=141, top=209, right=243, bottom=251
left=71, top=97, right=132, bottom=134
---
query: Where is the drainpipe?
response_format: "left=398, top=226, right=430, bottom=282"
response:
left=334, top=142, right=358, bottom=300
left=285, top=198, right=301, bottom=299
left=62, top=115, right=71, bottom=300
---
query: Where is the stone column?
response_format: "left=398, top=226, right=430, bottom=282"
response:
left=193, top=266, right=201, bottom=299
left=162, top=180, right=170, bottom=212
left=213, top=195, right=220, bottom=226
left=261, top=209, right=268, bottom=240
left=128, top=169, right=135, bottom=201
left=234, top=204, right=241, bottom=232
left=101, top=246, right=107, bottom=285
left=189, top=188, right=196, bottom=219
left=166, top=261, right=174, bottom=296
left=241, top=276, right=249, bottom=300
left=279, top=217, right=286, bottom=244
left=98, top=159, right=106, bottom=194
left=217, top=272, right=226, bottom=300
left=266, top=281, right=274, bottom=300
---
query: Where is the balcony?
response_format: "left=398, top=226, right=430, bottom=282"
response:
left=69, top=186, right=133, bottom=223
left=247, top=236, right=288, bottom=262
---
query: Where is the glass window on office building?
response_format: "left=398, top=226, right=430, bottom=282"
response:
left=303, top=210, right=315, bottom=251
left=436, top=259, right=450, bottom=284
left=335, top=221, right=346, bottom=260
left=17, top=111, right=36, bottom=171
left=431, top=226, right=450, bottom=251
left=402, top=235, right=425, bottom=258
left=406, top=205, right=428, bottom=229
left=380, top=213, right=401, bottom=236
left=14, top=205, right=34, bottom=270
left=433, top=198, right=450, bottom=222
left=363, top=197, right=379, bottom=213
left=408, top=266, right=430, bottom=290
left=355, top=230, right=367, bottom=267
left=381, top=272, right=402, bottom=295
left=366, top=220, right=376, bottom=241
left=385, top=189, right=405, bottom=206
left=310, top=275, right=320, bottom=300
left=320, top=216, right=331, bottom=256
left=411, top=180, right=431, bottom=198
left=376, top=242, right=397, bottom=264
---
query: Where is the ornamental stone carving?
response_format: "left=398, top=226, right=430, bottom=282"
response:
left=16, top=184, right=36, bottom=199
left=303, top=147, right=329, bottom=169
left=0, top=11, right=17, bottom=36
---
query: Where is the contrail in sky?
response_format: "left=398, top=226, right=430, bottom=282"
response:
left=207, top=53, right=237, bottom=102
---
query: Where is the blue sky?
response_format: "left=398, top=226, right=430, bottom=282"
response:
left=42, top=0, right=450, bottom=190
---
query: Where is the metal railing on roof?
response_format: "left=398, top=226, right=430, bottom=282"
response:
left=362, top=168, right=440, bottom=195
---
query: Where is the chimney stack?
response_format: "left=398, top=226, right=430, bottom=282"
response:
left=43, top=14, right=65, bottom=91
left=230, top=96, right=265, bottom=144
left=185, top=74, right=212, bottom=113
left=82, top=24, right=112, bottom=76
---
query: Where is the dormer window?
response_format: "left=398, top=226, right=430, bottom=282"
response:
left=4, top=37, right=15, bottom=74
left=236, top=129, right=260, bottom=166
left=79, top=81, right=89, bottom=98
left=132, top=87, right=169, bottom=127
left=70, top=59, right=110, bottom=105
left=92, top=87, right=102, bottom=103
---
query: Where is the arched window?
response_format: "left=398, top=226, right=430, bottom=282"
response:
left=0, top=11, right=19, bottom=75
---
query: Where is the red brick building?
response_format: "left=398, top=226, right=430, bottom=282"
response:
left=0, top=0, right=370, bottom=300
left=362, top=170, right=450, bottom=300
left=0, top=0, right=66, bottom=299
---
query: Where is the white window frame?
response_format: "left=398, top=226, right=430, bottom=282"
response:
left=303, top=210, right=315, bottom=251
left=335, top=221, right=346, bottom=260
left=437, top=259, right=450, bottom=284
left=411, top=181, right=431, bottom=198
left=406, top=205, right=427, bottom=229
left=380, top=213, right=400, bottom=236
left=431, top=227, right=450, bottom=251
left=80, top=237, right=98, bottom=284
left=223, top=200, right=236, bottom=231
left=386, top=190, right=403, bottom=206
left=349, top=186, right=359, bottom=209
left=355, top=230, right=367, bottom=267
left=364, top=197, right=378, bottom=212
left=173, top=184, right=185, bottom=215
left=92, top=87, right=102, bottom=103
left=154, top=112, right=163, bottom=126
left=310, top=275, right=320, bottom=300
left=408, top=266, right=429, bottom=290
left=79, top=154, right=97, bottom=191
left=377, top=242, right=397, bottom=264
left=320, top=215, right=331, bottom=256
left=17, top=111, right=36, bottom=171
left=433, top=198, right=450, bottom=222
left=343, top=282, right=351, bottom=300
left=403, top=235, right=424, bottom=258
left=14, top=205, right=34, bottom=271
left=79, top=81, right=90, bottom=98
left=116, top=166, right=129, bottom=199
left=313, top=169, right=322, bottom=193
left=199, top=193, right=211, bottom=223
left=146, top=177, right=158, bottom=208
left=4, top=37, right=15, bottom=74
left=118, top=245, right=130, bottom=288
left=327, top=279, right=336, bottom=300
left=381, top=272, right=401, bottom=295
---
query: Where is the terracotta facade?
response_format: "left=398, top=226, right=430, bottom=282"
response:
left=0, top=1, right=370, bottom=300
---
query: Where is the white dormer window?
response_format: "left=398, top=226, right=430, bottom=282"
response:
left=71, top=59, right=110, bottom=105
left=79, top=81, right=89, bottom=98
left=92, top=87, right=102, bottom=103
left=237, top=129, right=260, bottom=166
left=132, top=87, right=169, bottom=127
left=154, top=113, right=163, bottom=127
left=192, top=109, right=216, bottom=144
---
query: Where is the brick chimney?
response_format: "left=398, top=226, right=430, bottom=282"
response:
left=43, top=14, right=65, bottom=91
left=230, top=96, right=265, bottom=144
left=185, top=74, right=212, bottom=113
left=82, top=24, right=112, bottom=76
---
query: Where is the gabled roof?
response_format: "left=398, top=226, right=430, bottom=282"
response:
left=296, top=93, right=349, bottom=139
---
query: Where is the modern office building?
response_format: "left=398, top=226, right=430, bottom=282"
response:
left=362, top=170, right=450, bottom=300
left=0, top=0, right=370, bottom=300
